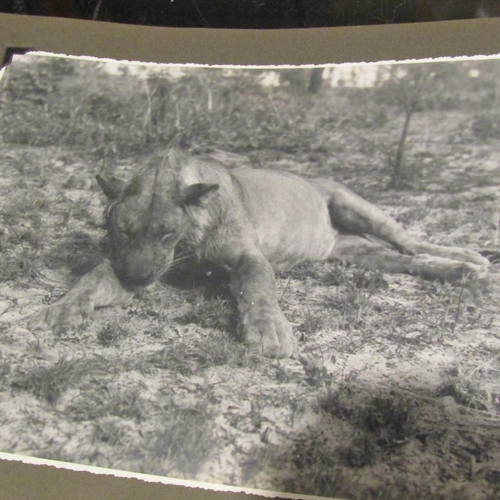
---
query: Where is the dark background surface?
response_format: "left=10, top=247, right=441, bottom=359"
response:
left=1, top=0, right=500, bottom=28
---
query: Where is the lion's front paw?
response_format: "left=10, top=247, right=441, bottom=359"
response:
left=28, top=295, right=94, bottom=334
left=243, top=305, right=296, bottom=359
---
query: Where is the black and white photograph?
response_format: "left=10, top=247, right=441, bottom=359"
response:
left=0, top=52, right=499, bottom=499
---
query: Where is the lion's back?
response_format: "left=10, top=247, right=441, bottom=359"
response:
left=230, top=168, right=338, bottom=270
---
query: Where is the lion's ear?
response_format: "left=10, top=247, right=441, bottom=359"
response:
left=181, top=183, right=219, bottom=206
left=96, top=175, right=126, bottom=200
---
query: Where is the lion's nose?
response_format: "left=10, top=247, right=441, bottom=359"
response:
left=112, top=264, right=152, bottom=285
left=116, top=252, right=155, bottom=286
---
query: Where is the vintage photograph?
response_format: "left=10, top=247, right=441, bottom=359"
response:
left=0, top=52, right=499, bottom=499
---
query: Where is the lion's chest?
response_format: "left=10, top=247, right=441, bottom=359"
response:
left=233, top=169, right=338, bottom=272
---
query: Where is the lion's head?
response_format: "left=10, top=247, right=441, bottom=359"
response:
left=97, top=151, right=219, bottom=288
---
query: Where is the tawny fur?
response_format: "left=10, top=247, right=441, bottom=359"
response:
left=29, top=149, right=490, bottom=358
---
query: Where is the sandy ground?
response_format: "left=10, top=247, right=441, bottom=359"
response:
left=0, top=109, right=500, bottom=499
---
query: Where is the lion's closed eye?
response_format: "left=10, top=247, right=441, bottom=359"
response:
left=160, top=229, right=176, bottom=242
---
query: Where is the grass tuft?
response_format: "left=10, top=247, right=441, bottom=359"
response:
left=92, top=417, right=128, bottom=446
left=146, top=332, right=241, bottom=375
left=12, top=356, right=110, bottom=405
left=297, top=309, right=325, bottom=341
left=176, top=295, right=236, bottom=332
left=436, top=381, right=489, bottom=411
left=321, top=388, right=418, bottom=447
left=66, top=386, right=149, bottom=422
left=97, top=322, right=131, bottom=347
left=144, top=400, right=216, bottom=476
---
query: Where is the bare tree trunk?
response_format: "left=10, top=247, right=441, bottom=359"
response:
left=390, top=107, right=413, bottom=189
left=308, top=68, right=324, bottom=94
left=142, top=79, right=153, bottom=143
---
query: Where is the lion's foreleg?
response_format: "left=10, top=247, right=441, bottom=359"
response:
left=229, top=253, right=296, bottom=358
left=29, top=262, right=134, bottom=333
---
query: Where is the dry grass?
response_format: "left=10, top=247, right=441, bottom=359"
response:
left=0, top=104, right=499, bottom=498
left=11, top=356, right=111, bottom=406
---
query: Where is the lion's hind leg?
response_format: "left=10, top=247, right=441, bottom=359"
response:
left=329, top=234, right=488, bottom=283
left=404, top=240, right=490, bottom=267
left=318, top=179, right=489, bottom=269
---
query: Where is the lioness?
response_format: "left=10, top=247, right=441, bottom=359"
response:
left=29, top=150, right=489, bottom=358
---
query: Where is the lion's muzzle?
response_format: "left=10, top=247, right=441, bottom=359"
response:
left=112, top=248, right=159, bottom=287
